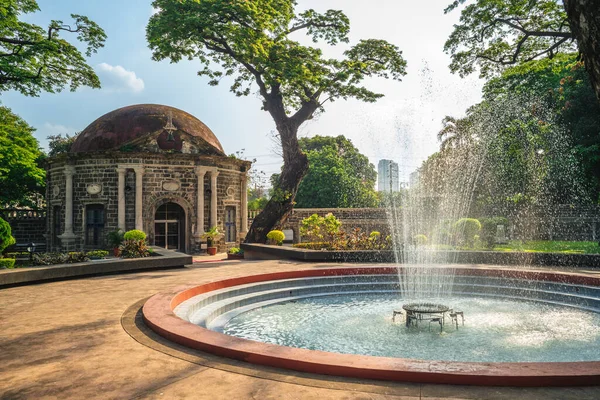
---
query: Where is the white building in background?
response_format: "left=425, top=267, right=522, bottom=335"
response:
left=409, top=170, right=420, bottom=187
left=377, top=159, right=399, bottom=192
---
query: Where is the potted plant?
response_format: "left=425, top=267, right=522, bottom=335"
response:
left=227, top=247, right=244, bottom=260
left=106, top=230, right=124, bottom=256
left=202, top=226, right=220, bottom=255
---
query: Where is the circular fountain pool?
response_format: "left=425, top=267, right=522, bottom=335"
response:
left=143, top=266, right=600, bottom=386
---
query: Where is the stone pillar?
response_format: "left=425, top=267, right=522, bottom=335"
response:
left=210, top=169, right=219, bottom=228
left=134, top=166, right=144, bottom=231
left=116, top=166, right=127, bottom=231
left=194, top=167, right=207, bottom=239
left=58, top=165, right=77, bottom=248
left=240, top=175, right=248, bottom=234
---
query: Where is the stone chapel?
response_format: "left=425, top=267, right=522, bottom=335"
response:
left=45, top=104, right=251, bottom=253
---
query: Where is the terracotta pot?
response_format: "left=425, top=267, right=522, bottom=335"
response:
left=113, top=247, right=120, bottom=257
left=207, top=247, right=217, bottom=256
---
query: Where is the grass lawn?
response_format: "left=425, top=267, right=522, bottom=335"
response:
left=492, top=240, right=600, bottom=254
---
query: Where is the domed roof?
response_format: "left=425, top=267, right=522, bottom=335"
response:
left=70, top=104, right=225, bottom=155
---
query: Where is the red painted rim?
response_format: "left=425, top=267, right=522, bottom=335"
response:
left=143, top=266, right=600, bottom=386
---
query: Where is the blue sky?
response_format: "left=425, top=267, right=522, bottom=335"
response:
left=3, top=0, right=484, bottom=182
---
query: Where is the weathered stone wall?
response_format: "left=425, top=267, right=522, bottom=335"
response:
left=0, top=209, right=46, bottom=248
left=46, top=152, right=249, bottom=253
left=249, top=205, right=600, bottom=243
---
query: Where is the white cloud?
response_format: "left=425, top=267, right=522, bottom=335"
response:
left=96, top=63, right=145, bottom=93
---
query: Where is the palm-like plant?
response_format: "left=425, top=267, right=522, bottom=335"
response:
left=437, top=115, right=475, bottom=151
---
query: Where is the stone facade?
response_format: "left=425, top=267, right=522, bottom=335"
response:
left=44, top=104, right=250, bottom=254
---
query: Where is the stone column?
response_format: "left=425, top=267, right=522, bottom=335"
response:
left=210, top=169, right=219, bottom=228
left=116, top=166, right=127, bottom=231
left=58, top=165, right=77, bottom=248
left=194, top=167, right=207, bottom=238
left=240, top=174, right=248, bottom=234
left=133, top=166, right=144, bottom=231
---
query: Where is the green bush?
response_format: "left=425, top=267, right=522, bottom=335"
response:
left=479, top=217, right=509, bottom=248
left=413, top=234, right=428, bottom=246
left=293, top=242, right=334, bottom=250
left=106, top=230, right=124, bottom=248
left=123, top=229, right=147, bottom=241
left=453, top=218, right=482, bottom=248
left=228, top=247, right=244, bottom=255
left=66, top=252, right=89, bottom=263
left=0, top=217, right=16, bottom=254
left=86, top=250, right=109, bottom=259
left=119, top=239, right=150, bottom=258
left=32, top=252, right=68, bottom=266
left=0, top=258, right=15, bottom=269
left=299, top=213, right=341, bottom=244
left=266, top=230, right=285, bottom=245
left=4, top=252, right=28, bottom=259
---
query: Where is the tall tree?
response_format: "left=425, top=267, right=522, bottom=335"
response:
left=274, top=135, right=378, bottom=208
left=444, top=0, right=600, bottom=102
left=0, top=0, right=106, bottom=96
left=0, top=106, right=45, bottom=207
left=147, top=0, right=406, bottom=242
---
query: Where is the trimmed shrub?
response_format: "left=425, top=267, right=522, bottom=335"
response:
left=86, top=250, right=109, bottom=259
left=123, top=229, right=146, bottom=241
left=228, top=247, right=243, bottom=255
left=479, top=217, right=509, bottom=248
left=413, top=234, right=428, bottom=246
left=453, top=218, right=482, bottom=248
left=0, top=258, right=15, bottom=269
left=266, top=230, right=285, bottom=245
left=0, top=217, right=16, bottom=254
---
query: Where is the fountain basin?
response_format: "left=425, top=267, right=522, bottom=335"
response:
left=143, top=266, right=600, bottom=386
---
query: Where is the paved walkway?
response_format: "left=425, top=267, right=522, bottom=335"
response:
left=1, top=260, right=600, bottom=400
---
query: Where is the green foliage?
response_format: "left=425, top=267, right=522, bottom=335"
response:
left=86, top=250, right=108, bottom=259
left=106, top=230, right=124, bottom=248
left=266, top=230, right=285, bottom=245
left=444, top=0, right=575, bottom=78
left=493, top=240, right=600, bottom=254
left=201, top=226, right=220, bottom=247
left=248, top=197, right=268, bottom=211
left=300, top=213, right=341, bottom=244
left=453, top=218, right=481, bottom=247
left=119, top=240, right=150, bottom=259
left=479, top=217, right=509, bottom=248
left=0, top=217, right=16, bottom=254
left=47, top=133, right=78, bottom=157
left=0, top=107, right=45, bottom=207
left=0, top=258, right=15, bottom=268
left=293, top=242, right=334, bottom=250
left=413, top=234, right=428, bottom=246
left=0, top=0, right=106, bottom=96
left=147, top=1, right=406, bottom=113
left=31, top=251, right=87, bottom=265
left=123, top=229, right=146, bottom=241
left=292, top=135, right=378, bottom=208
left=228, top=247, right=244, bottom=255
left=65, top=251, right=88, bottom=263
left=32, top=252, right=66, bottom=265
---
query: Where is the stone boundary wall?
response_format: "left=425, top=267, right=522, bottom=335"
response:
left=0, top=209, right=47, bottom=248
left=249, top=205, right=600, bottom=242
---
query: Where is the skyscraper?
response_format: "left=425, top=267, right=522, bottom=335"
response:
left=378, top=159, right=399, bottom=192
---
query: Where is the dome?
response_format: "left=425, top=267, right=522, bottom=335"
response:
left=70, top=104, right=225, bottom=155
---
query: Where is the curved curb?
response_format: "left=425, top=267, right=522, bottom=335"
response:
left=143, top=266, right=600, bottom=386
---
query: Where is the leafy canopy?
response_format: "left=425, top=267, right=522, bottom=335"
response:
left=0, top=106, right=45, bottom=207
left=147, top=0, right=406, bottom=117
left=279, top=135, right=378, bottom=208
left=0, top=0, right=106, bottom=96
left=444, top=0, right=576, bottom=78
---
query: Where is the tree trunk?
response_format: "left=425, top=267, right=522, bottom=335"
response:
left=564, top=0, right=600, bottom=103
left=245, top=121, right=309, bottom=243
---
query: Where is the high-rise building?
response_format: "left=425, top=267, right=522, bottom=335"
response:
left=377, top=159, right=399, bottom=192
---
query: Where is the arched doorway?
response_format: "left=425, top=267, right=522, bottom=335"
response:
left=154, top=202, right=185, bottom=251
